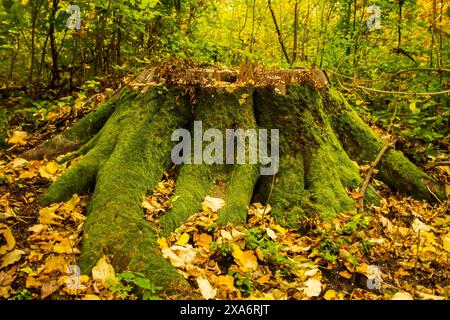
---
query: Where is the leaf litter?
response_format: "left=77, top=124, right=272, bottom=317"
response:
left=0, top=144, right=449, bottom=300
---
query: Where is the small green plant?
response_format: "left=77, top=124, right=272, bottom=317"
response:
left=360, top=239, right=375, bottom=256
left=229, top=271, right=254, bottom=296
left=108, top=271, right=163, bottom=300
left=319, top=236, right=340, bottom=263
left=11, top=289, right=32, bottom=300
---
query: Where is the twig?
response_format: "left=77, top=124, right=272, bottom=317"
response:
left=358, top=141, right=394, bottom=212
left=424, top=161, right=450, bottom=170
left=350, top=84, right=450, bottom=96
left=426, top=186, right=443, bottom=205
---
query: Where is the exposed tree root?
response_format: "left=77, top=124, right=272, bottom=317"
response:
left=325, top=88, right=445, bottom=202
left=40, top=88, right=191, bottom=291
left=21, top=88, right=126, bottom=160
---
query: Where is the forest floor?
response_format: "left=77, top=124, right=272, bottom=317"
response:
left=0, top=83, right=449, bottom=300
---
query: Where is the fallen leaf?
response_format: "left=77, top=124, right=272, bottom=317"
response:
left=201, top=196, right=225, bottom=212
left=8, top=131, right=27, bottom=145
left=220, top=230, right=233, bottom=241
left=256, top=274, right=271, bottom=285
left=0, top=249, right=25, bottom=269
left=303, top=279, right=322, bottom=297
left=196, top=233, right=212, bottom=249
left=197, top=277, right=217, bottom=300
left=83, top=294, right=101, bottom=300
left=392, top=291, right=413, bottom=300
left=11, top=158, right=28, bottom=168
left=42, top=255, right=68, bottom=274
left=339, top=270, right=352, bottom=279
left=0, top=224, right=16, bottom=254
left=28, top=224, right=45, bottom=234
left=53, top=238, right=80, bottom=254
left=92, top=256, right=115, bottom=285
left=412, top=218, right=431, bottom=233
left=442, top=232, right=450, bottom=253
left=217, top=275, right=235, bottom=290
left=157, top=237, right=169, bottom=250
left=324, top=289, right=337, bottom=300
left=162, top=245, right=196, bottom=268
left=175, top=233, right=190, bottom=246
left=266, top=228, right=277, bottom=240
left=18, top=171, right=37, bottom=180
left=41, top=279, right=60, bottom=298
left=232, top=244, right=258, bottom=272
left=38, top=205, right=64, bottom=225
left=272, top=224, right=287, bottom=235
left=39, top=161, right=60, bottom=179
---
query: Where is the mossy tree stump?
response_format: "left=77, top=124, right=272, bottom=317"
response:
left=23, top=68, right=444, bottom=293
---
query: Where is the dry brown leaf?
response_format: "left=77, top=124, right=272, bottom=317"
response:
left=40, top=279, right=60, bottom=298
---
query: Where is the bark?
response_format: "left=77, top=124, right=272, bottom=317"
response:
left=28, top=68, right=444, bottom=293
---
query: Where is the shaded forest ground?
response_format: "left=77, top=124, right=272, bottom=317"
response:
left=0, top=72, right=448, bottom=300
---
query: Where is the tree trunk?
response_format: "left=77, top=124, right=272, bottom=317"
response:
left=24, top=68, right=444, bottom=294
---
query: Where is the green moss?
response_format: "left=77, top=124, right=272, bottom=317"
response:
left=253, top=85, right=369, bottom=227
left=326, top=87, right=444, bottom=202
left=42, top=87, right=190, bottom=289
left=160, top=87, right=259, bottom=232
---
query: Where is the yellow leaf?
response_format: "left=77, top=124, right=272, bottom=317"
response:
left=92, top=256, right=115, bottom=285
left=196, top=233, right=212, bottom=249
left=157, top=237, right=169, bottom=250
left=392, top=291, right=413, bottom=300
left=175, top=233, right=190, bottom=246
left=38, top=205, right=64, bottom=225
left=256, top=274, right=271, bottom=285
left=225, top=86, right=236, bottom=93
left=217, top=275, right=235, bottom=290
left=272, top=224, right=287, bottom=235
left=443, top=232, right=450, bottom=253
left=26, top=276, right=42, bottom=288
left=339, top=270, right=352, bottom=279
left=8, top=131, right=27, bottom=145
left=196, top=277, right=216, bottom=300
left=238, top=99, right=246, bottom=105
left=53, top=238, right=80, bottom=254
left=42, top=256, right=68, bottom=274
left=0, top=224, right=16, bottom=254
left=28, top=224, right=45, bottom=234
left=420, top=246, right=436, bottom=261
left=39, top=161, right=60, bottom=179
left=18, top=170, right=37, bottom=180
left=83, top=294, right=101, bottom=300
left=28, top=251, right=44, bottom=262
left=324, top=289, right=337, bottom=300
left=232, top=244, right=258, bottom=272
left=0, top=249, right=24, bottom=269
